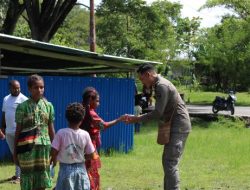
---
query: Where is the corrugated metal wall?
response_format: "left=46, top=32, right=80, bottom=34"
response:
left=0, top=76, right=134, bottom=159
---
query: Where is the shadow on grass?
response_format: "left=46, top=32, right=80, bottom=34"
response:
left=0, top=177, right=15, bottom=184
left=0, top=160, right=19, bottom=184
left=191, top=117, right=217, bottom=128
left=0, top=179, right=9, bottom=184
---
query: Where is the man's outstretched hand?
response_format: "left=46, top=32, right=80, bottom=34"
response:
left=121, top=114, right=139, bottom=124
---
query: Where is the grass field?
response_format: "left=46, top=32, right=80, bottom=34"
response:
left=178, top=89, right=250, bottom=106
left=100, top=118, right=250, bottom=190
left=136, top=82, right=250, bottom=106
left=0, top=118, right=250, bottom=190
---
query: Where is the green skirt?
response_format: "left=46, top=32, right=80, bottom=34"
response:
left=18, top=144, right=52, bottom=190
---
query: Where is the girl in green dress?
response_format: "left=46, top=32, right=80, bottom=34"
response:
left=14, top=74, right=55, bottom=190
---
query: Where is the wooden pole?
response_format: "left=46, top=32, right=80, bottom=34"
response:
left=89, top=0, right=96, bottom=52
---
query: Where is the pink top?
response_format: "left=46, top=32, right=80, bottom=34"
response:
left=52, top=128, right=95, bottom=164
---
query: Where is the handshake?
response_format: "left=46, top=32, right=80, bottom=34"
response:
left=118, top=114, right=140, bottom=124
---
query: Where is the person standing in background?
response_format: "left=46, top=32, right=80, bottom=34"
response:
left=134, top=95, right=142, bottom=133
left=14, top=74, right=55, bottom=190
left=142, top=85, right=153, bottom=106
left=0, top=80, right=28, bottom=183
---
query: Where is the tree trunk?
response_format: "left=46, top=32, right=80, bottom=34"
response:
left=25, top=0, right=77, bottom=42
left=0, top=0, right=25, bottom=34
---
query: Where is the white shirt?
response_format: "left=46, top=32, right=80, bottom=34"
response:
left=2, top=93, right=28, bottom=134
left=52, top=128, right=95, bottom=164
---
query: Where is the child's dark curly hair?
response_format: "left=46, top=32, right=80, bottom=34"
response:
left=65, top=103, right=85, bottom=124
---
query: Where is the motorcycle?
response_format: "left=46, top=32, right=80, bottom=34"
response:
left=135, top=93, right=153, bottom=114
left=135, top=94, right=148, bottom=109
left=212, top=91, right=237, bottom=115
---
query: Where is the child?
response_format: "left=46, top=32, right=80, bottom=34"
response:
left=14, top=74, right=55, bottom=190
left=80, top=87, right=124, bottom=190
left=51, top=103, right=95, bottom=190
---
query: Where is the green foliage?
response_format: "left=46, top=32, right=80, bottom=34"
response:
left=0, top=0, right=79, bottom=41
left=13, top=15, right=30, bottom=38
left=96, top=0, right=183, bottom=63
left=201, top=0, right=250, bottom=19
left=176, top=87, right=250, bottom=106
left=50, top=6, right=90, bottom=49
left=178, top=88, right=222, bottom=104
left=96, top=0, right=149, bottom=58
left=195, top=20, right=250, bottom=90
left=176, top=17, right=201, bottom=58
left=0, top=0, right=8, bottom=27
left=4, top=5, right=94, bottom=51
left=95, top=0, right=202, bottom=78
left=195, top=0, right=250, bottom=91
left=164, top=16, right=201, bottom=86
left=167, top=59, right=195, bottom=86
left=218, top=116, right=246, bottom=128
left=1, top=0, right=250, bottom=90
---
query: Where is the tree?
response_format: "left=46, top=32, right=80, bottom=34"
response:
left=195, top=0, right=250, bottom=91
left=1, top=0, right=79, bottom=42
left=172, top=17, right=201, bottom=88
left=96, top=0, right=183, bottom=66
left=0, top=0, right=25, bottom=34
left=201, top=0, right=250, bottom=20
left=194, top=17, right=250, bottom=91
left=96, top=0, right=148, bottom=58
left=0, top=0, right=9, bottom=27
left=25, top=0, right=77, bottom=42
left=4, top=3, right=92, bottom=51
left=51, top=6, right=91, bottom=50
left=175, top=17, right=201, bottom=60
left=13, top=13, right=31, bottom=38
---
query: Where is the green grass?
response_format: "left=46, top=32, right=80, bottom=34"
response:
left=100, top=118, right=250, bottom=190
left=137, top=82, right=250, bottom=106
left=181, top=117, right=250, bottom=190
left=1, top=119, right=250, bottom=190
left=178, top=89, right=250, bottom=106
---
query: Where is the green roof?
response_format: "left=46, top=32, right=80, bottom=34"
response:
left=0, top=34, right=162, bottom=76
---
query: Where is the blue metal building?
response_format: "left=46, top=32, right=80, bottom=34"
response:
left=0, top=76, right=135, bottom=159
left=0, top=34, right=161, bottom=160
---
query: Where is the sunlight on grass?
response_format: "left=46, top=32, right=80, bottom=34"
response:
left=181, top=118, right=250, bottom=190
left=1, top=118, right=250, bottom=190
left=177, top=88, right=250, bottom=106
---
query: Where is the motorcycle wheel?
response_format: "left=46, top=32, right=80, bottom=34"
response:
left=230, top=106, right=235, bottom=115
left=212, top=105, right=219, bottom=113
